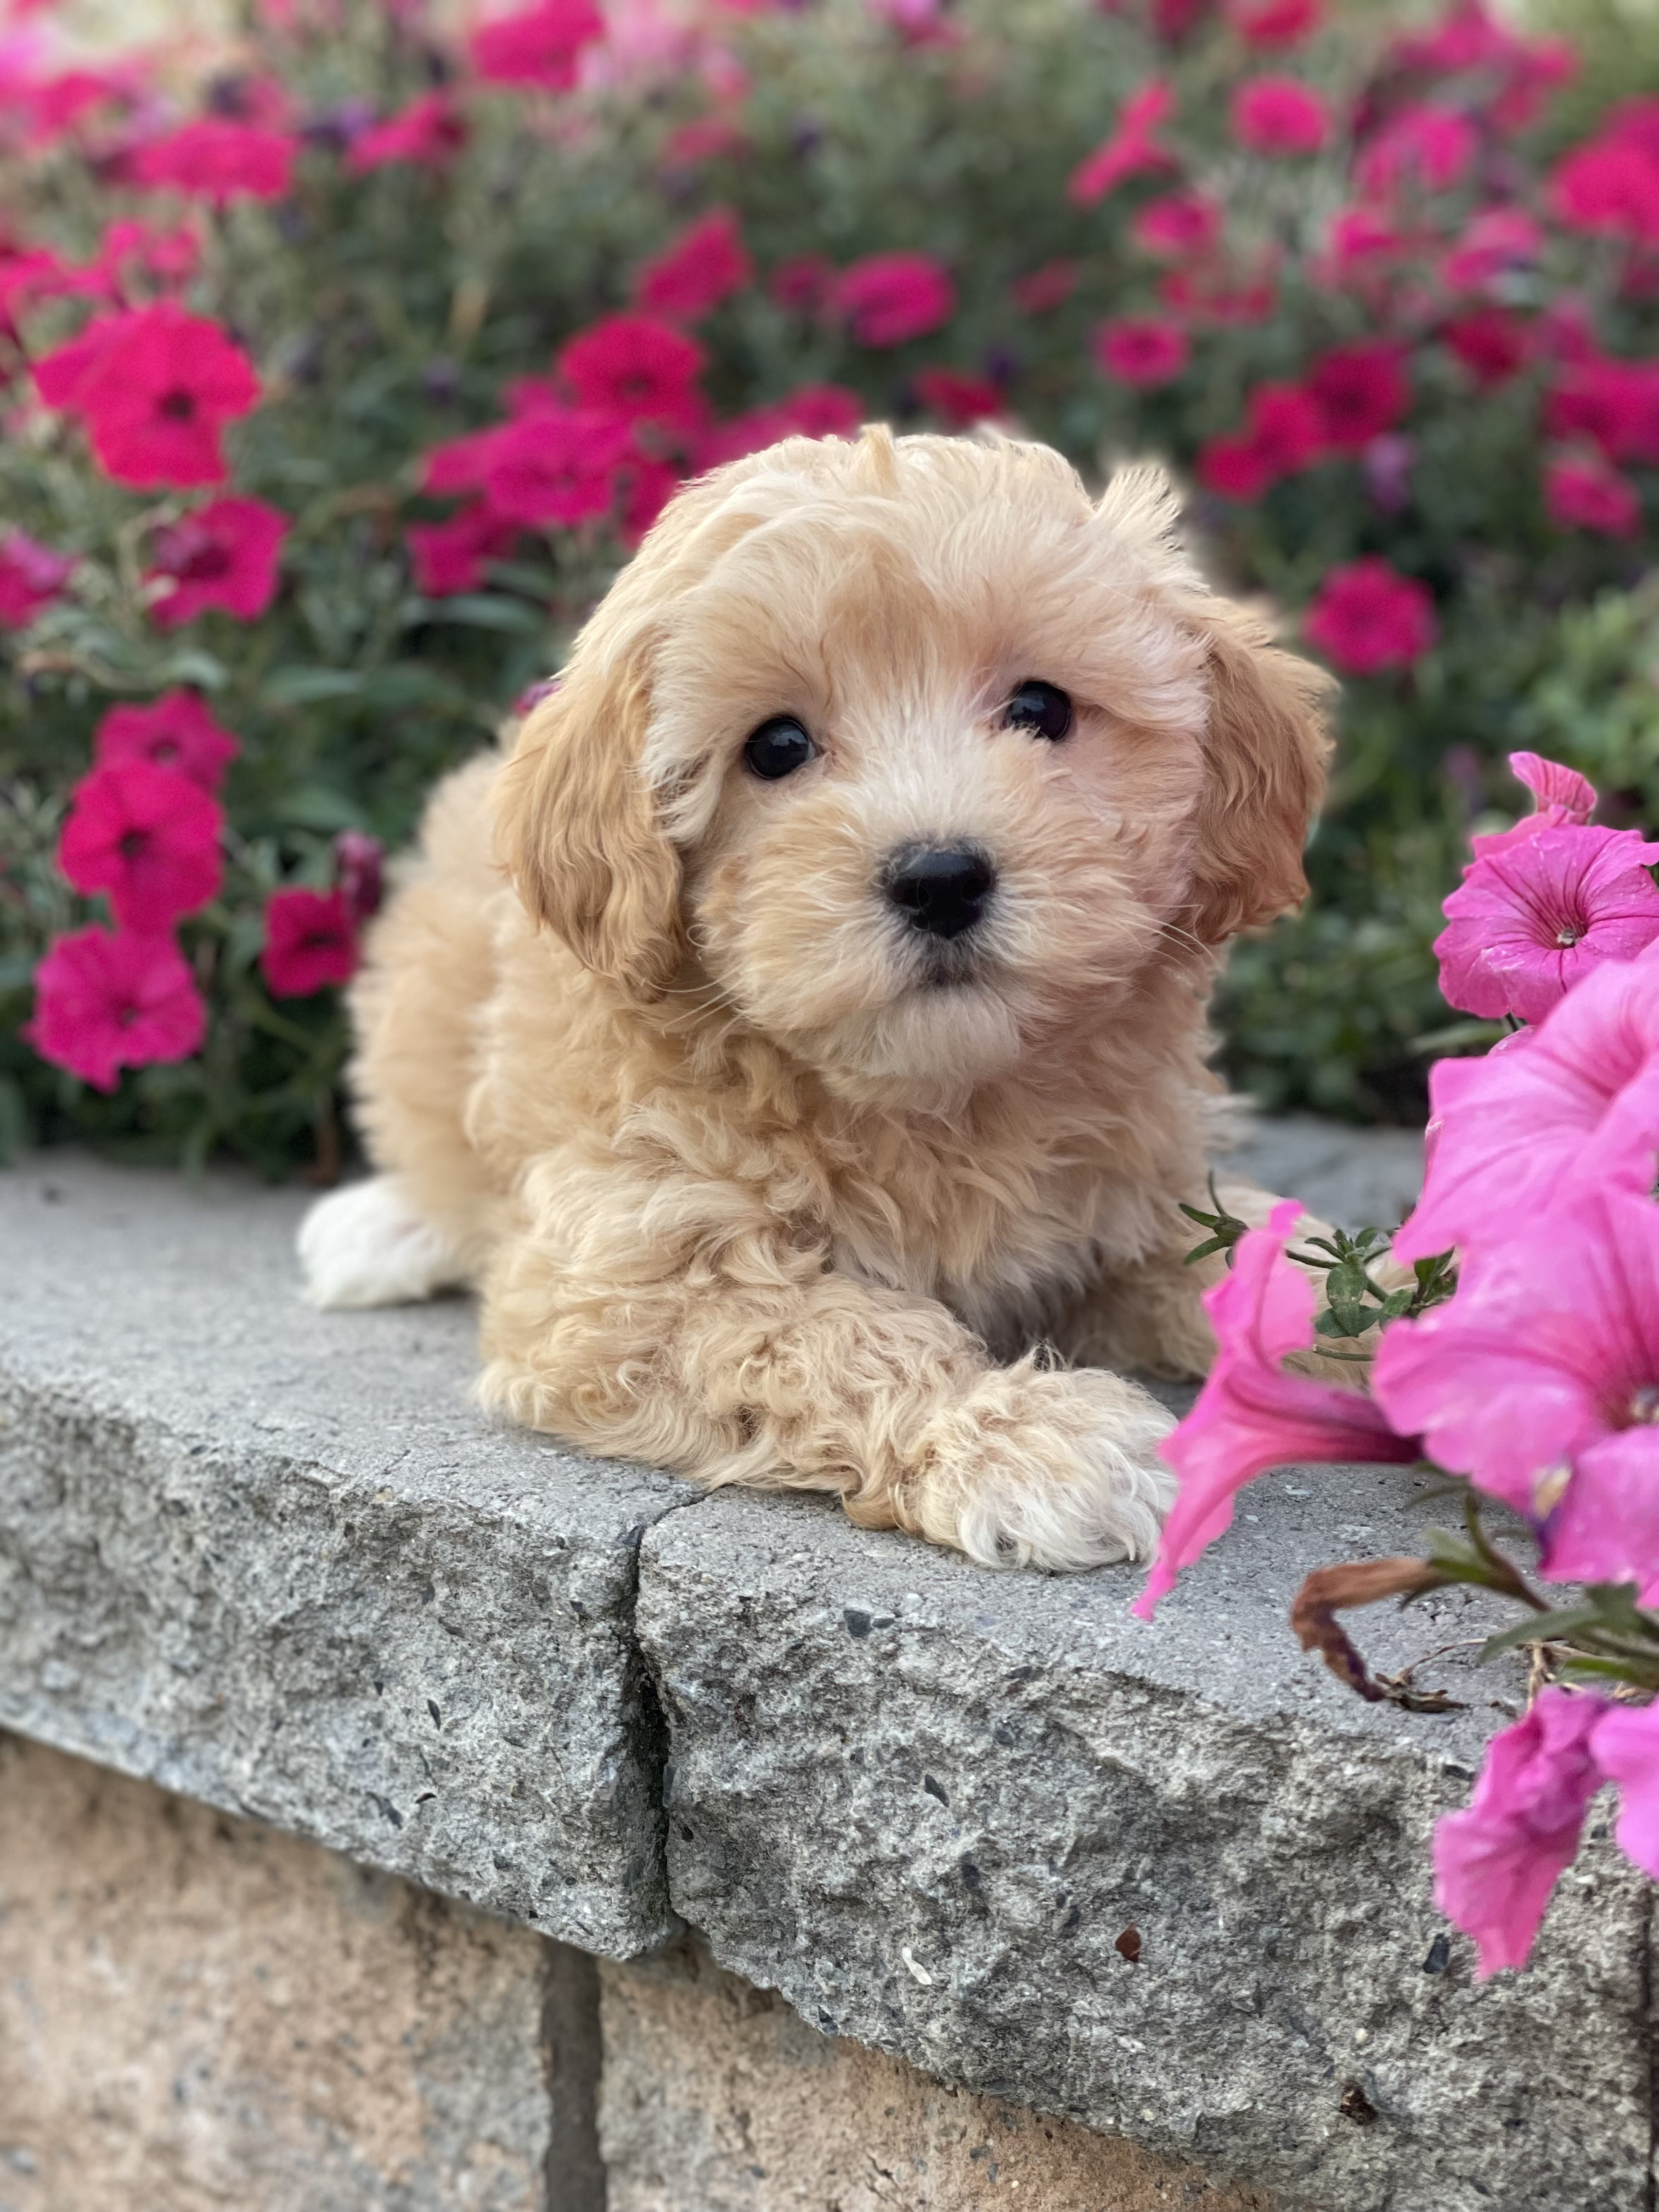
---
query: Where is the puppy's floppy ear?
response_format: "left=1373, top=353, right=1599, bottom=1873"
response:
left=1182, top=597, right=1334, bottom=945
left=494, top=649, right=682, bottom=998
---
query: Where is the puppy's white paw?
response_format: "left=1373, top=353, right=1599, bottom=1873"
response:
left=917, top=1365, right=1177, bottom=1573
left=298, top=1175, right=466, bottom=1310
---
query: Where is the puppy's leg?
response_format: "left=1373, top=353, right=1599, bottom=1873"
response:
left=298, top=1175, right=469, bottom=1310
left=477, top=1160, right=1175, bottom=1572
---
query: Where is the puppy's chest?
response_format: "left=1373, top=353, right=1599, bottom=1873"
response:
left=824, top=1146, right=1159, bottom=1338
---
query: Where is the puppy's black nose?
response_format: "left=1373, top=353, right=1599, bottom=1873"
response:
left=884, top=843, right=997, bottom=941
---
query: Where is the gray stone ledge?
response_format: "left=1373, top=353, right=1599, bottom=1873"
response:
left=0, top=1157, right=695, bottom=1957
left=639, top=1483, right=1650, bottom=2212
left=2, top=1132, right=1651, bottom=2212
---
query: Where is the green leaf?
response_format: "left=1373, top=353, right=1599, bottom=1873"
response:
left=1478, top=1607, right=1607, bottom=1663
left=260, top=668, right=366, bottom=707
left=410, top=592, right=548, bottom=634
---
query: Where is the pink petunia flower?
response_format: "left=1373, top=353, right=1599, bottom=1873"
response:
left=0, top=528, right=74, bottom=626
left=131, top=120, right=297, bottom=205
left=1444, top=307, right=1530, bottom=388
left=1434, top=1689, right=1606, bottom=1979
left=36, top=304, right=261, bottom=489
left=58, top=759, right=223, bottom=931
left=1131, top=189, right=1223, bottom=261
left=1305, top=341, right=1409, bottom=450
left=1545, top=356, right=1659, bottom=469
left=1545, top=452, right=1642, bottom=538
left=25, top=927, right=207, bottom=1092
left=634, top=209, right=752, bottom=320
left=912, top=367, right=1006, bottom=425
left=1226, top=0, right=1321, bottom=46
left=1134, top=1201, right=1420, bottom=1620
left=145, top=498, right=289, bottom=628
left=1469, top=748, right=1597, bottom=862
left=696, top=383, right=865, bottom=469
left=1550, top=138, right=1659, bottom=247
left=1067, top=79, right=1177, bottom=207
left=1434, top=825, right=1659, bottom=1023
left=1585, top=1700, right=1659, bottom=1887
left=1440, top=208, right=1544, bottom=296
left=1011, top=261, right=1078, bottom=315
left=97, top=217, right=202, bottom=302
left=482, top=408, right=633, bottom=526
left=345, top=92, right=466, bottom=173
left=471, top=0, right=605, bottom=89
left=1356, top=104, right=1478, bottom=201
left=1375, top=1187, right=1659, bottom=1596
left=1198, top=380, right=1324, bottom=500
left=557, top=313, right=706, bottom=419
left=1303, top=557, right=1436, bottom=674
left=832, top=253, right=955, bottom=347
left=1393, top=941, right=1659, bottom=1266
left=406, top=503, right=516, bottom=596
left=261, top=886, right=358, bottom=997
left=1093, top=315, right=1190, bottom=388
left=93, top=691, right=238, bottom=792
left=1231, top=77, right=1329, bottom=157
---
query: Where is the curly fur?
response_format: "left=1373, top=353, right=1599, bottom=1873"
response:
left=300, top=427, right=1332, bottom=1571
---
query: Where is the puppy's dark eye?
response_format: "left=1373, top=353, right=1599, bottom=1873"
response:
left=1004, top=681, right=1073, bottom=742
left=743, top=716, right=816, bottom=780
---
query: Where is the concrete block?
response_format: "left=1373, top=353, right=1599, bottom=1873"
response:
left=0, top=1731, right=600, bottom=2212
left=0, top=1158, right=695, bottom=1956
left=598, top=1938, right=1273, bottom=2211
left=639, top=1477, right=1653, bottom=2212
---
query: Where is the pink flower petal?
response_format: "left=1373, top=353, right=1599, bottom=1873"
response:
left=1435, top=1689, right=1606, bottom=1977
left=1590, top=1701, right=1659, bottom=1882
left=1135, top=1202, right=1418, bottom=1619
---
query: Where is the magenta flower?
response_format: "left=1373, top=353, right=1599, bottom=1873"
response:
left=261, top=888, right=358, bottom=997
left=1435, top=825, right=1659, bottom=1024
left=0, top=529, right=75, bottom=627
left=1469, top=749, right=1596, bottom=862
left=557, top=314, right=706, bottom=421
left=406, top=504, right=516, bottom=596
left=1134, top=1203, right=1420, bottom=1621
left=333, top=830, right=385, bottom=926
left=1227, top=0, right=1322, bottom=45
left=913, top=368, right=1005, bottom=425
left=1305, top=342, right=1409, bottom=452
left=36, top=304, right=261, bottom=489
left=93, top=691, right=238, bottom=792
left=1434, top=1689, right=1606, bottom=1978
left=1067, top=80, right=1177, bottom=206
left=832, top=253, right=956, bottom=347
left=482, top=409, right=633, bottom=527
left=1093, top=316, right=1190, bottom=388
left=1375, top=1186, right=1659, bottom=1595
left=634, top=210, right=753, bottom=321
left=1586, top=1700, right=1659, bottom=1886
left=1304, top=558, right=1436, bottom=674
left=1545, top=452, right=1641, bottom=538
left=58, top=759, right=223, bottom=932
left=346, top=93, right=466, bottom=174
left=1356, top=104, right=1477, bottom=200
left=1550, top=138, right=1659, bottom=247
left=1231, top=77, right=1329, bottom=158
left=25, top=927, right=206, bottom=1092
left=131, top=120, right=297, bottom=205
left=470, top=0, right=605, bottom=89
left=1131, top=190, right=1224, bottom=262
left=1393, top=944, right=1659, bottom=1266
left=145, top=498, right=289, bottom=628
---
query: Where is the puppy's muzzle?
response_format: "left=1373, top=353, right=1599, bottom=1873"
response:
left=883, top=842, right=996, bottom=942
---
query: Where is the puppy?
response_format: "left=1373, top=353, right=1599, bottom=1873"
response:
left=300, top=427, right=1330, bottom=1572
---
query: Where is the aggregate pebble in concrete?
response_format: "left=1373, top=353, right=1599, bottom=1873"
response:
left=639, top=1474, right=1653, bottom=2212
left=0, top=1157, right=694, bottom=1956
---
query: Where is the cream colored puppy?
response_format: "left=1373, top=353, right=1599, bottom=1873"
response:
left=300, top=427, right=1330, bottom=1572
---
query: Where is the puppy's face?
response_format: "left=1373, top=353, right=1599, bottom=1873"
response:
left=501, top=432, right=1330, bottom=1104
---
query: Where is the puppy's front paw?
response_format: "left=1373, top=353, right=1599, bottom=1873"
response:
left=905, top=1364, right=1177, bottom=1573
left=298, top=1174, right=466, bottom=1310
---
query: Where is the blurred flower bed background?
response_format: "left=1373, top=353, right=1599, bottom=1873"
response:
left=2, top=0, right=1657, bottom=1174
